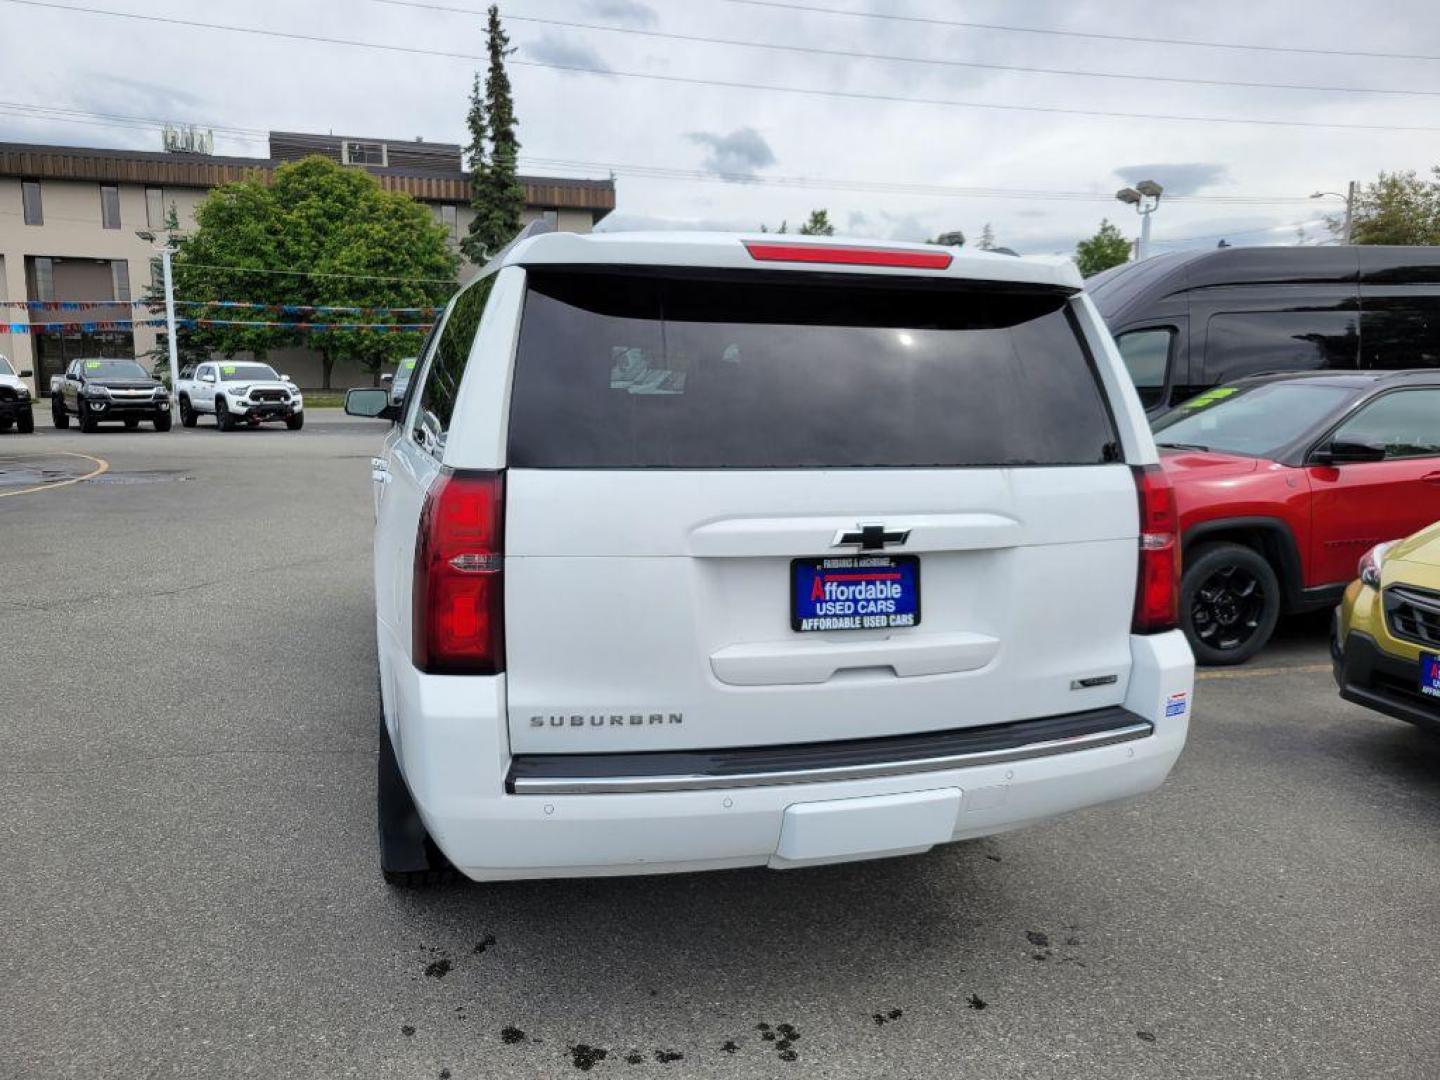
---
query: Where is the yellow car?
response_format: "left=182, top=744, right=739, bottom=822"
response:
left=1334, top=522, right=1440, bottom=734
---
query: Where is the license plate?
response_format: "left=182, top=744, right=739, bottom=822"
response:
left=791, top=555, right=920, bottom=632
left=1420, top=652, right=1440, bottom=698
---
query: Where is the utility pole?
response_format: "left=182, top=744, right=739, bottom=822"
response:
left=160, top=242, right=181, bottom=400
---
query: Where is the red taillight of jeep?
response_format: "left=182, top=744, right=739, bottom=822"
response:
left=413, top=470, right=505, bottom=675
left=1132, top=465, right=1180, bottom=634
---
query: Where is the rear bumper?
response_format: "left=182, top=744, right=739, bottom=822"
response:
left=1334, top=623, right=1440, bottom=735
left=383, top=629, right=1193, bottom=881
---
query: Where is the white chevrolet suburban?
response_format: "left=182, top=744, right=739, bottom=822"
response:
left=345, top=228, right=1194, bottom=885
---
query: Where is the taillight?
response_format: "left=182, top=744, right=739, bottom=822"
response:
left=742, top=240, right=954, bottom=270
left=413, top=470, right=505, bottom=675
left=1132, top=465, right=1180, bottom=634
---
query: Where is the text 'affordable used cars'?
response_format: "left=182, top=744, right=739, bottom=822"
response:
left=346, top=229, right=1194, bottom=885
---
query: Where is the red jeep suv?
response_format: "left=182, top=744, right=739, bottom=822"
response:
left=1152, top=371, right=1440, bottom=664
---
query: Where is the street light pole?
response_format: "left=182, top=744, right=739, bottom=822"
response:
left=1311, top=183, right=1357, bottom=244
left=1115, top=180, right=1165, bottom=261
left=160, top=243, right=181, bottom=401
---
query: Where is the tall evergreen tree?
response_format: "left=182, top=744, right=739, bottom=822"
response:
left=459, top=73, right=489, bottom=264
left=463, top=6, right=525, bottom=262
left=977, top=223, right=997, bottom=250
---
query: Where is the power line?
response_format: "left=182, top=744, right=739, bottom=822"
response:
left=717, top=0, right=1440, bottom=63
left=367, top=0, right=1440, bottom=99
left=0, top=97, right=1326, bottom=208
left=178, top=262, right=458, bottom=285
left=0, top=98, right=1322, bottom=208
left=1151, top=218, right=1332, bottom=244
left=519, top=154, right=1316, bottom=205
left=5, top=0, right=1440, bottom=133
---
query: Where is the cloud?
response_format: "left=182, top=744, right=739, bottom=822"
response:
left=686, top=127, right=776, bottom=179
left=1114, top=163, right=1231, bottom=197
left=585, top=0, right=658, bottom=26
left=521, top=33, right=611, bottom=74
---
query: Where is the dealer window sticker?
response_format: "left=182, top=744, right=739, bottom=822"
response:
left=84, top=361, right=102, bottom=370
left=1182, top=387, right=1238, bottom=411
left=609, top=346, right=688, bottom=395
left=221, top=365, right=237, bottom=375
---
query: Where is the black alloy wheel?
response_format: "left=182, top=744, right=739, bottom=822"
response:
left=1181, top=542, right=1282, bottom=666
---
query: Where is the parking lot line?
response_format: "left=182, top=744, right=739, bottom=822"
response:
left=0, top=452, right=109, bottom=500
left=1198, top=662, right=1331, bottom=681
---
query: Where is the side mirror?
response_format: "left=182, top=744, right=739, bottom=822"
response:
left=1313, top=438, right=1387, bottom=465
left=281, top=374, right=293, bottom=382
left=345, top=387, right=401, bottom=422
left=19, top=369, right=32, bottom=379
left=381, top=373, right=394, bottom=384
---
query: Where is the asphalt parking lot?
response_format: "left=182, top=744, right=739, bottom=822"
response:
left=4, top=412, right=1439, bottom=1080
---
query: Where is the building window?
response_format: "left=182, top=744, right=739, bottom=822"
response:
left=542, top=208, right=559, bottom=228
left=21, top=180, right=42, bottom=226
left=145, top=187, right=165, bottom=229
left=31, top=256, right=54, bottom=301
left=343, top=140, right=386, bottom=166
left=441, top=204, right=458, bottom=241
left=100, top=184, right=121, bottom=229
left=112, top=261, right=131, bottom=303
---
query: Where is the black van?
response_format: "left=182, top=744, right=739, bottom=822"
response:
left=1090, top=246, right=1440, bottom=412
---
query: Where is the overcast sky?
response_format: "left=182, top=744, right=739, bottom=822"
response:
left=2, top=0, right=1439, bottom=255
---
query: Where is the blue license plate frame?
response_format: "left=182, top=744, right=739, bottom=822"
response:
left=791, top=555, right=921, bottom=633
left=1419, top=652, right=1440, bottom=698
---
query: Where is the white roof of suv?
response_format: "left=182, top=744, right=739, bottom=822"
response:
left=504, top=230, right=1083, bottom=290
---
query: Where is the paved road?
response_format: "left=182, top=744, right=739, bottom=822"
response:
left=4, top=414, right=1439, bottom=1079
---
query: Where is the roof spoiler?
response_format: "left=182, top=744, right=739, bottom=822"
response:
left=478, top=219, right=555, bottom=278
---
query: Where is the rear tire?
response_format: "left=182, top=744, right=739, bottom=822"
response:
left=179, top=396, right=196, bottom=427
left=52, top=400, right=69, bottom=429
left=1181, top=542, right=1282, bottom=666
left=0, top=418, right=11, bottom=432
left=124, top=418, right=139, bottom=430
left=286, top=412, right=304, bottom=431
left=215, top=399, right=234, bottom=431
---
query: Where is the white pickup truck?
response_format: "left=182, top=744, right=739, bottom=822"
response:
left=176, top=361, right=304, bottom=431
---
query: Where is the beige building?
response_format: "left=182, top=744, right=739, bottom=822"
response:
left=0, top=132, right=615, bottom=391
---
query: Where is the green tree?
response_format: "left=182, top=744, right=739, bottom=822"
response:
left=462, top=5, right=525, bottom=262
left=797, top=209, right=835, bottom=236
left=169, top=156, right=459, bottom=388
left=1342, top=168, right=1440, bottom=245
left=142, top=202, right=209, bottom=379
left=1074, top=218, right=1132, bottom=277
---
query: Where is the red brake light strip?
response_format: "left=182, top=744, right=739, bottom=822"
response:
left=743, top=241, right=953, bottom=270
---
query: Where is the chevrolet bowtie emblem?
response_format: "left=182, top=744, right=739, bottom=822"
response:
left=832, top=523, right=911, bottom=551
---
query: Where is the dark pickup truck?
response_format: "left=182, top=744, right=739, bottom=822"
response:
left=50, top=358, right=172, bottom=432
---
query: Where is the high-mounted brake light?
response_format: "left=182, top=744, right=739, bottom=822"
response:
left=413, top=471, right=505, bottom=675
left=1132, top=465, right=1180, bottom=634
left=743, top=241, right=953, bottom=270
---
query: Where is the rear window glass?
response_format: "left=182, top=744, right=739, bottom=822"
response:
left=507, top=270, right=1118, bottom=469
